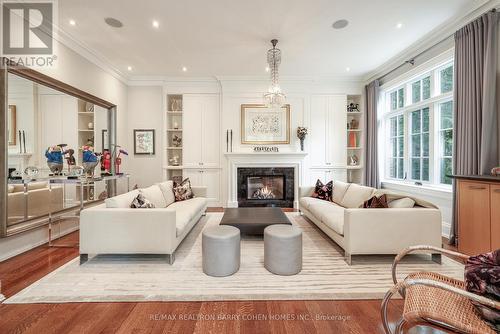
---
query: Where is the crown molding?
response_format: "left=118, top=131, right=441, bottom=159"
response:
left=53, top=25, right=130, bottom=85
left=363, top=0, right=498, bottom=84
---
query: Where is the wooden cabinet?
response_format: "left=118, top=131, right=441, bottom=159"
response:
left=491, top=184, right=500, bottom=250
left=457, top=178, right=500, bottom=255
left=183, top=168, right=221, bottom=207
left=309, top=95, right=347, bottom=168
left=183, top=94, right=220, bottom=168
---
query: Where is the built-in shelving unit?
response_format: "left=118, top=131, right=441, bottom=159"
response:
left=77, top=100, right=96, bottom=200
left=164, top=94, right=184, bottom=182
left=346, top=95, right=364, bottom=184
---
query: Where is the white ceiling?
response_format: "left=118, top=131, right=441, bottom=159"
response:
left=58, top=0, right=487, bottom=79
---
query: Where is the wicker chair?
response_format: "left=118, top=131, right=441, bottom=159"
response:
left=381, top=245, right=500, bottom=334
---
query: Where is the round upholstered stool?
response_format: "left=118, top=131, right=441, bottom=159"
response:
left=264, top=225, right=302, bottom=276
left=202, top=225, right=240, bottom=277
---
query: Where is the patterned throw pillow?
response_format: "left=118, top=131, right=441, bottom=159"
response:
left=362, top=194, right=388, bottom=208
left=311, top=179, right=333, bottom=201
left=173, top=178, right=194, bottom=202
left=465, top=250, right=500, bottom=331
left=130, top=192, right=155, bottom=208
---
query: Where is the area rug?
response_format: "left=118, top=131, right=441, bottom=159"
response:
left=5, top=212, right=464, bottom=304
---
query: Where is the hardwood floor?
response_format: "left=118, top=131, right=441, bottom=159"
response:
left=0, top=228, right=451, bottom=333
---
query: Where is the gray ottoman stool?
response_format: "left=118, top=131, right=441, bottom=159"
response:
left=264, top=225, right=302, bottom=275
left=202, top=225, right=240, bottom=277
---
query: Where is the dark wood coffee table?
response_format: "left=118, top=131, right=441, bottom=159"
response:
left=220, top=207, right=292, bottom=235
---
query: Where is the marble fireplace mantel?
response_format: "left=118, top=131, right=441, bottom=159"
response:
left=224, top=152, right=307, bottom=208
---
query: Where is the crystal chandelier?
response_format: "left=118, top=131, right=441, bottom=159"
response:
left=263, top=39, right=286, bottom=109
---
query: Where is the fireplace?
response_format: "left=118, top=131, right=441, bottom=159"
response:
left=238, top=167, right=294, bottom=207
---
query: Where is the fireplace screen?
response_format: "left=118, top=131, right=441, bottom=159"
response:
left=247, top=176, right=284, bottom=200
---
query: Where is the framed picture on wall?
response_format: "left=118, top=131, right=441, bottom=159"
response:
left=134, top=129, right=155, bottom=155
left=241, top=104, right=290, bottom=144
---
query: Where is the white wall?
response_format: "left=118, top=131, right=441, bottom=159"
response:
left=1, top=41, right=129, bottom=262
left=126, top=86, right=164, bottom=187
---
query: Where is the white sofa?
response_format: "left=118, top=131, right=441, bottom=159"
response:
left=80, top=181, right=207, bottom=264
left=299, top=181, right=442, bottom=264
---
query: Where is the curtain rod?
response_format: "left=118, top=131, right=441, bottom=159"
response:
left=376, top=7, right=497, bottom=83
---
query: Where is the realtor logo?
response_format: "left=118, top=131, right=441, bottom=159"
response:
left=1, top=0, right=57, bottom=68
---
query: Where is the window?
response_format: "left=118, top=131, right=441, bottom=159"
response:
left=410, top=108, right=429, bottom=181
left=388, top=114, right=405, bottom=179
left=439, top=100, right=453, bottom=185
left=382, top=60, right=454, bottom=187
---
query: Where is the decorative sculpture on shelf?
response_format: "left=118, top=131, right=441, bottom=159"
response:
left=491, top=167, right=500, bottom=176
left=169, top=155, right=180, bottom=166
left=349, top=154, right=359, bottom=166
left=24, top=166, right=39, bottom=179
left=297, top=127, right=308, bottom=151
left=347, top=103, right=360, bottom=112
left=45, top=145, right=64, bottom=175
left=172, top=134, right=182, bottom=147
left=82, top=146, right=99, bottom=178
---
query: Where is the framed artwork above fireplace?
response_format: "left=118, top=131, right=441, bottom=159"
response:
left=240, top=104, right=290, bottom=144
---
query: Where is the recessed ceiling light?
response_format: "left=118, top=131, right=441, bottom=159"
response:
left=396, top=22, right=403, bottom=29
left=69, top=19, right=76, bottom=26
left=127, top=66, right=132, bottom=71
left=182, top=66, right=187, bottom=72
left=332, top=19, right=349, bottom=30
left=345, top=67, right=351, bottom=72
left=152, top=20, right=160, bottom=28
left=265, top=66, right=270, bottom=72
left=104, top=17, right=123, bottom=28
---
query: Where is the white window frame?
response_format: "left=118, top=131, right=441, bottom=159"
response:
left=379, top=51, right=454, bottom=191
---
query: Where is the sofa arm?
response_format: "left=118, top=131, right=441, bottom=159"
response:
left=80, top=206, right=178, bottom=254
left=299, top=186, right=314, bottom=198
left=192, top=186, right=207, bottom=198
left=343, top=208, right=442, bottom=254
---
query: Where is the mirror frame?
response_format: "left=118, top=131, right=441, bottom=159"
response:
left=1, top=58, right=118, bottom=237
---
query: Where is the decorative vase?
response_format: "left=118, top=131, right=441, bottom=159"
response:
left=300, top=138, right=305, bottom=151
left=88, top=122, right=94, bottom=130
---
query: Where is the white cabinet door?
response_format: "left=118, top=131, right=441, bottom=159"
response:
left=332, top=168, right=347, bottom=182
left=61, top=97, right=78, bottom=152
left=309, top=169, right=326, bottom=185
left=200, top=95, right=220, bottom=168
left=182, top=169, right=202, bottom=186
left=201, top=169, right=221, bottom=206
left=328, top=95, right=347, bottom=167
left=310, top=96, right=328, bottom=167
left=182, top=95, right=202, bottom=168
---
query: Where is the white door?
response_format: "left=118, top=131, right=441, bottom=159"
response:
left=331, top=168, right=347, bottom=182
left=182, top=95, right=202, bottom=168
left=328, top=95, right=347, bottom=167
left=201, top=169, right=221, bottom=206
left=310, top=96, right=328, bottom=167
left=201, top=95, right=220, bottom=168
left=182, top=169, right=202, bottom=185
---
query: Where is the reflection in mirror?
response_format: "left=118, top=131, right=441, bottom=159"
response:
left=6, top=73, right=108, bottom=228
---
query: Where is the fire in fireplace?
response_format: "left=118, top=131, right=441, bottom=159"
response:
left=247, top=176, right=284, bottom=200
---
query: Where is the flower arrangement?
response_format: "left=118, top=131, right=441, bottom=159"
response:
left=297, top=127, right=308, bottom=151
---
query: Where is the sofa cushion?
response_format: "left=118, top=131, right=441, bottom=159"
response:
left=388, top=197, right=416, bottom=208
left=158, top=181, right=175, bottom=206
left=340, top=183, right=376, bottom=208
left=105, top=189, right=139, bottom=208
left=299, top=196, right=324, bottom=210
left=8, top=185, right=14, bottom=193
left=140, top=185, right=167, bottom=208
left=168, top=197, right=207, bottom=235
left=332, top=181, right=350, bottom=205
left=308, top=200, right=345, bottom=235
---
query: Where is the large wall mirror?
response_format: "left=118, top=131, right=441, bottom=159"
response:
left=1, top=62, right=118, bottom=237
